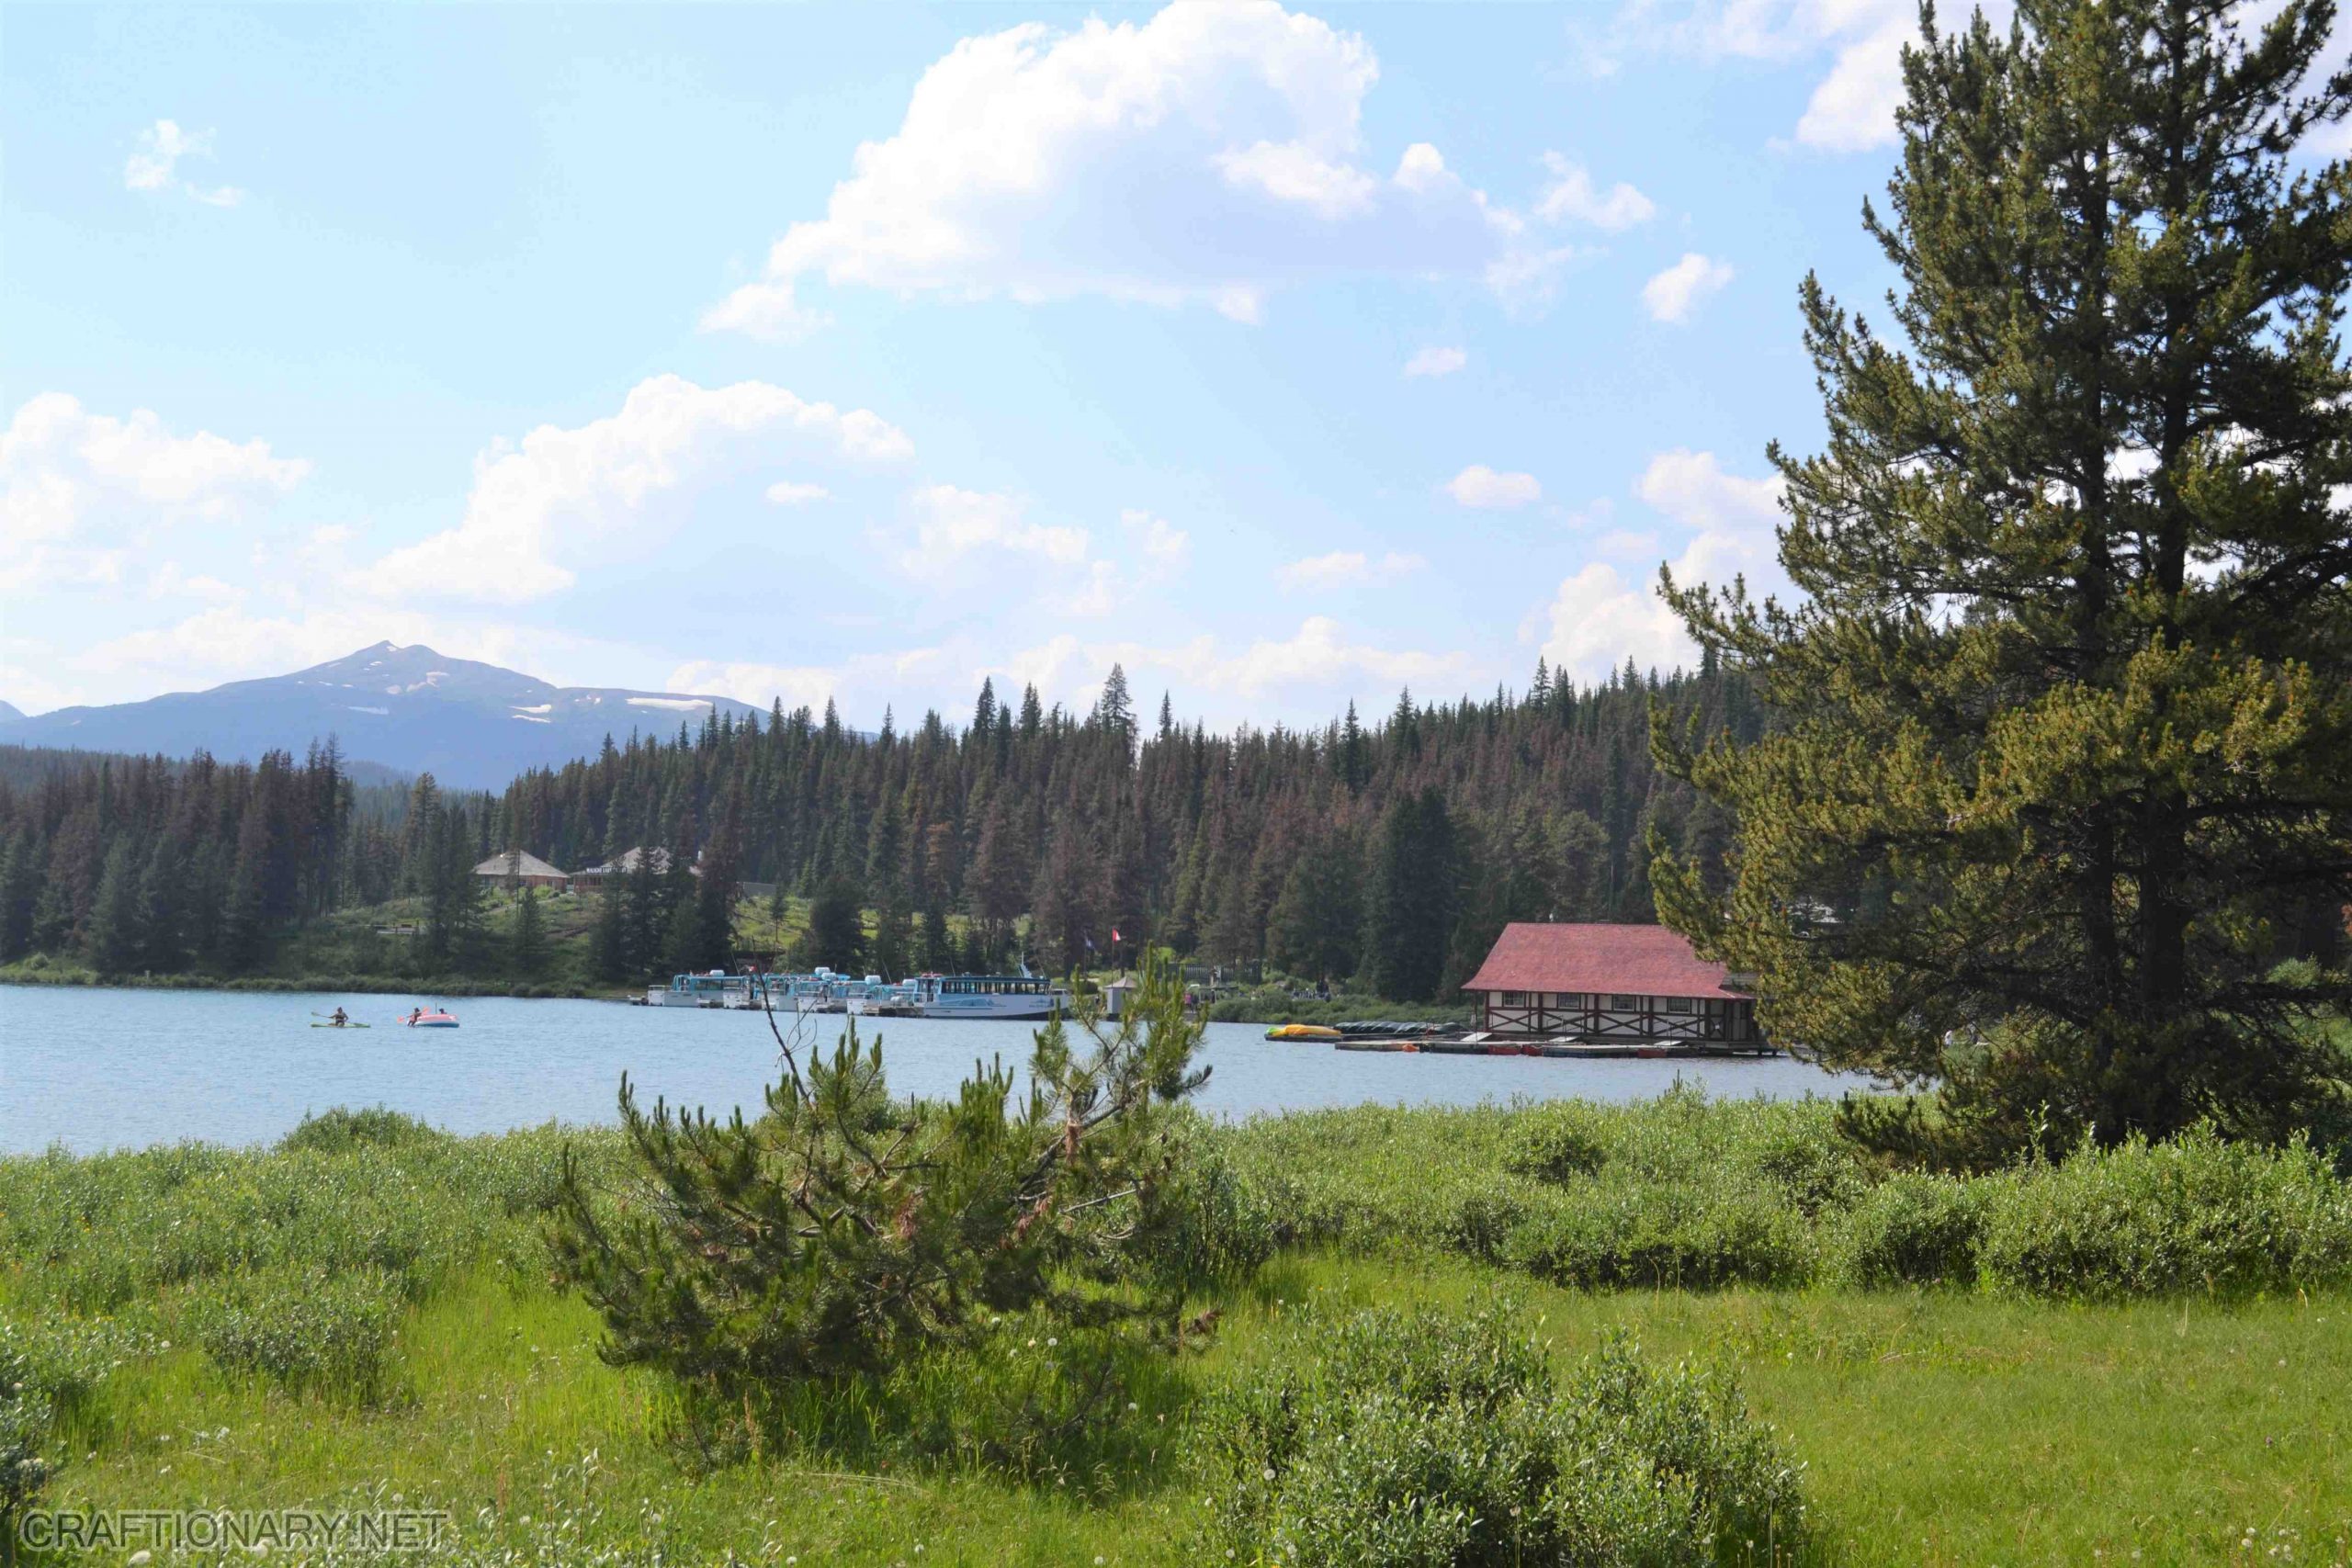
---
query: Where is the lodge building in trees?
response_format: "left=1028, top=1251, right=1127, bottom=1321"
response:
left=1463, top=922, right=1760, bottom=1043
left=471, top=851, right=571, bottom=891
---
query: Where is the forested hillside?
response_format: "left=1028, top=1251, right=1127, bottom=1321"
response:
left=0, top=654, right=1763, bottom=998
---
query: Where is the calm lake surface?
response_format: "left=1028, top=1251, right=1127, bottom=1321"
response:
left=1, top=985, right=1864, bottom=1155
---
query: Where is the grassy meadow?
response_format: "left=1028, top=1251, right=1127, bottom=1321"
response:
left=4, top=1094, right=2348, bottom=1565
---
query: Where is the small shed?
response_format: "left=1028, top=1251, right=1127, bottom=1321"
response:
left=1461, top=922, right=1759, bottom=1043
left=472, top=850, right=571, bottom=891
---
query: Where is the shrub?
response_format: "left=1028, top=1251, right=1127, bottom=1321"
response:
left=277, top=1106, right=449, bottom=1155
left=1503, top=1185, right=1812, bottom=1291
left=551, top=961, right=1217, bottom=1425
left=188, top=1267, right=401, bottom=1404
left=1133, top=1115, right=1279, bottom=1284
left=1829, top=1172, right=1986, bottom=1288
left=1501, top=1103, right=1610, bottom=1182
left=1191, top=1292, right=1808, bottom=1566
left=1975, top=1129, right=2352, bottom=1299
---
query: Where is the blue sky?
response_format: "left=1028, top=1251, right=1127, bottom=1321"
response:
left=5, top=0, right=1943, bottom=727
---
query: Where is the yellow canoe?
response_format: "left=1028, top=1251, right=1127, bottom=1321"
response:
left=1265, top=1023, right=1342, bottom=1041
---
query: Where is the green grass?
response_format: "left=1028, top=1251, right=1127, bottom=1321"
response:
left=22, top=1258, right=2350, bottom=1565
left=6, top=1100, right=2351, bottom=1564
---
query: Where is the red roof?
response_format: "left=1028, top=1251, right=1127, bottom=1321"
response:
left=1462, top=922, right=1740, bottom=1000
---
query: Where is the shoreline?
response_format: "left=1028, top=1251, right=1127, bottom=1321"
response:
left=0, top=967, right=615, bottom=1000
left=0, top=966, right=1473, bottom=1026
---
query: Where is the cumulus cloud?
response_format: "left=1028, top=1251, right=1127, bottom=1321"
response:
left=1, top=392, right=310, bottom=592
left=125, top=119, right=243, bottom=207
left=1642, top=252, right=1734, bottom=322
left=1277, top=549, right=1428, bottom=589
left=1125, top=508, right=1191, bottom=567
left=1570, top=0, right=2003, bottom=153
left=1535, top=447, right=1788, bottom=682
left=365, top=375, right=912, bottom=604
left=1445, top=464, right=1543, bottom=509
left=1533, top=152, right=1656, bottom=231
left=1403, top=346, right=1467, bottom=378
left=1002, top=615, right=1471, bottom=705
left=903, top=485, right=1089, bottom=570
left=702, top=1, right=1550, bottom=335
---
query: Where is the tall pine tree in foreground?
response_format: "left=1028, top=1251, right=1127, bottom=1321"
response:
left=1655, top=0, right=2352, bottom=1163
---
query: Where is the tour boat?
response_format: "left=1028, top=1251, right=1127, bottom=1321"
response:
left=912, top=973, right=1071, bottom=1021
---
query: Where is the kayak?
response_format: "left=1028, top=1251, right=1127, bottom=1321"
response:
left=310, top=1021, right=372, bottom=1030
left=404, top=1011, right=459, bottom=1028
left=1265, top=1022, right=1341, bottom=1041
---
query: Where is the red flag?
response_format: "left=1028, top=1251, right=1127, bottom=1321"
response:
left=1112, top=927, right=1124, bottom=942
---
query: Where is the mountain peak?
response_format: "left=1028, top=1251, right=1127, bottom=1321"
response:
left=4, top=645, right=763, bottom=789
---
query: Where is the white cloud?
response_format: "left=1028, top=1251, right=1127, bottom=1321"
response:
left=1533, top=152, right=1656, bottom=231
left=667, top=658, right=845, bottom=712
left=1642, top=252, right=1734, bottom=322
left=1634, top=446, right=1784, bottom=531
left=703, top=1, right=1548, bottom=334
left=1277, top=549, right=1428, bottom=589
left=0, top=392, right=310, bottom=592
left=124, top=119, right=243, bottom=207
left=765, top=480, right=831, bottom=505
left=1535, top=448, right=1789, bottom=682
left=1445, top=464, right=1543, bottom=509
left=1572, top=1, right=2005, bottom=154
left=1402, top=346, right=1467, bottom=378
left=1124, top=508, right=1191, bottom=567
left=1795, top=15, right=1916, bottom=152
left=1066, top=560, right=1128, bottom=617
left=904, top=485, right=1089, bottom=570
left=1002, top=615, right=1470, bottom=705
left=365, top=376, right=912, bottom=604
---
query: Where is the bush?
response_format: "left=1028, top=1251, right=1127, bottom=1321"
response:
left=189, top=1267, right=401, bottom=1404
left=1191, top=1292, right=1807, bottom=1566
left=1501, top=1103, right=1610, bottom=1182
left=1133, top=1116, right=1279, bottom=1284
left=277, top=1106, right=449, bottom=1155
left=1503, top=1185, right=1812, bottom=1291
left=1975, top=1129, right=2352, bottom=1299
left=1829, top=1172, right=1986, bottom=1288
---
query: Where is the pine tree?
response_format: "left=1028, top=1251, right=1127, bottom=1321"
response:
left=802, top=874, right=866, bottom=973
left=137, top=837, right=187, bottom=973
left=512, top=886, right=549, bottom=977
left=84, top=840, right=143, bottom=975
left=1655, top=0, right=2352, bottom=1163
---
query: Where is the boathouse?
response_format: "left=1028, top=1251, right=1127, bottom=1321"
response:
left=471, top=850, right=570, bottom=891
left=1462, top=922, right=1760, bottom=1044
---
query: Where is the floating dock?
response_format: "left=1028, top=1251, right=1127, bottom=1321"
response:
left=1298, top=1023, right=1777, bottom=1059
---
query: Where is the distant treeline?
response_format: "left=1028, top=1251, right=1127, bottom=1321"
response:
left=0, top=741, right=499, bottom=976
left=0, top=655, right=1762, bottom=997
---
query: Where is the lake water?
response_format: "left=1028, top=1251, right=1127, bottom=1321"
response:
left=0, top=985, right=1862, bottom=1155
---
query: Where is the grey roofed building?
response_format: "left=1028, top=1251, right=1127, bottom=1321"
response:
left=571, top=846, right=675, bottom=881
left=471, top=850, right=571, bottom=888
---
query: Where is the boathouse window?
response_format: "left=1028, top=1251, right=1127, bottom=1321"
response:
left=1664, top=997, right=1695, bottom=1014
left=1553, top=992, right=1581, bottom=1008
left=1500, top=991, right=1528, bottom=1007
left=1609, top=994, right=1637, bottom=1010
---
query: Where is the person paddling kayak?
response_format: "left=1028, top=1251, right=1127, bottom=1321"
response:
left=330, top=1006, right=349, bottom=1027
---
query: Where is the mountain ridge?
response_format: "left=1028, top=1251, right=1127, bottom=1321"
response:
left=3, top=642, right=764, bottom=789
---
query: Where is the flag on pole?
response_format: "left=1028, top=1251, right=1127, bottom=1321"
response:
left=1111, top=926, right=1123, bottom=943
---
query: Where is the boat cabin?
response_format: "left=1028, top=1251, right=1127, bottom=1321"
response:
left=925, top=975, right=1059, bottom=998
left=1462, top=922, right=1760, bottom=1044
